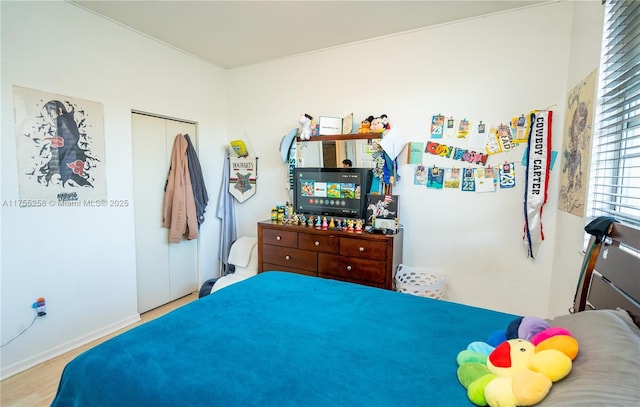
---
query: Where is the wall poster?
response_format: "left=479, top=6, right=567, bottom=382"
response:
left=558, top=69, right=597, bottom=217
left=12, top=86, right=106, bottom=204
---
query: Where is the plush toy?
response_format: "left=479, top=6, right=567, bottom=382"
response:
left=359, top=115, right=374, bottom=133
left=230, top=140, right=248, bottom=158
left=298, top=113, right=313, bottom=140
left=370, top=116, right=386, bottom=133
left=380, top=114, right=391, bottom=130
left=457, top=316, right=579, bottom=407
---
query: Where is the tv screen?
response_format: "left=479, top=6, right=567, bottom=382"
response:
left=293, top=167, right=373, bottom=220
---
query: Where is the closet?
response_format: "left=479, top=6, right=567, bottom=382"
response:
left=131, top=112, right=199, bottom=313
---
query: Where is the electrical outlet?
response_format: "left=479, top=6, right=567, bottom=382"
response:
left=32, top=297, right=47, bottom=317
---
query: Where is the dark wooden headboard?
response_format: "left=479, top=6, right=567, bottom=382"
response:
left=573, top=222, right=640, bottom=316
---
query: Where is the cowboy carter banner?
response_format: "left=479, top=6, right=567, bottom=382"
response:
left=523, top=110, right=552, bottom=259
left=229, top=157, right=257, bottom=203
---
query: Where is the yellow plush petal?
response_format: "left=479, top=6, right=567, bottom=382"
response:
left=484, top=377, right=518, bottom=407
left=512, top=370, right=552, bottom=406
left=529, top=349, right=572, bottom=382
left=535, top=335, right=579, bottom=360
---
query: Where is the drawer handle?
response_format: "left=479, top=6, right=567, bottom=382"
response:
left=276, top=236, right=282, bottom=241
left=346, top=265, right=352, bottom=271
left=285, top=255, right=290, bottom=261
left=315, top=241, right=320, bottom=246
left=359, top=247, right=365, bottom=252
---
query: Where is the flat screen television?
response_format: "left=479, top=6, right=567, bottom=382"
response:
left=293, top=167, right=373, bottom=220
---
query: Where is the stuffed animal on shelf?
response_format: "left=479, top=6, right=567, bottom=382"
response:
left=370, top=115, right=387, bottom=133
left=358, top=115, right=374, bottom=133
left=456, top=316, right=578, bottom=407
left=380, top=114, right=391, bottom=130
left=298, top=113, right=313, bottom=140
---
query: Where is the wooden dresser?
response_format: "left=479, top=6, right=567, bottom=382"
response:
left=257, top=220, right=403, bottom=289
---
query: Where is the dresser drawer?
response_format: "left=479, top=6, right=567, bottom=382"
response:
left=340, top=237, right=387, bottom=261
left=318, top=253, right=386, bottom=284
left=262, top=229, right=297, bottom=248
left=298, top=233, right=339, bottom=253
left=262, top=263, right=317, bottom=277
left=262, top=245, right=317, bottom=272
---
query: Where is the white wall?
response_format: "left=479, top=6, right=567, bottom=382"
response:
left=1, top=1, right=228, bottom=378
left=548, top=1, right=605, bottom=318
left=228, top=1, right=578, bottom=317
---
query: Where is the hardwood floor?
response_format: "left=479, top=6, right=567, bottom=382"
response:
left=0, top=292, right=199, bottom=407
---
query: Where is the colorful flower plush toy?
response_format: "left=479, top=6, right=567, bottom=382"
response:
left=456, top=316, right=579, bottom=407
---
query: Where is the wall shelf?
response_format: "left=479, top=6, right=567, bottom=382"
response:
left=296, top=132, right=382, bottom=142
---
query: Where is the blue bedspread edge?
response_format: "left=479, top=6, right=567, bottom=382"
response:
left=52, top=272, right=517, bottom=407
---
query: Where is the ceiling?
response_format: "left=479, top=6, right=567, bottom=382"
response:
left=72, top=1, right=547, bottom=69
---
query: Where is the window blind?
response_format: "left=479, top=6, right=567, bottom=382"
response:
left=588, top=0, right=640, bottom=227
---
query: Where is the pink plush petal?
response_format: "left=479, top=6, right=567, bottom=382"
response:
left=530, top=327, right=572, bottom=346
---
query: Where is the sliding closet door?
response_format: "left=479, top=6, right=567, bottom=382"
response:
left=132, top=113, right=198, bottom=313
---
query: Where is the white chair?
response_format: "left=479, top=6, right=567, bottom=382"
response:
left=210, top=236, right=258, bottom=294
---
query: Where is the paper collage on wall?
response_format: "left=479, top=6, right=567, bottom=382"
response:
left=410, top=107, right=557, bottom=258
left=559, top=69, right=597, bottom=217
left=408, top=106, right=563, bottom=199
left=12, top=86, right=106, bottom=202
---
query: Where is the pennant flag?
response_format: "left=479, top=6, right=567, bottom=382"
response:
left=229, top=157, right=257, bottom=203
left=523, top=110, right=552, bottom=258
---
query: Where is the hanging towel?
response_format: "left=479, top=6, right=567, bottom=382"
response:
left=217, top=156, right=237, bottom=273
left=184, top=134, right=208, bottom=226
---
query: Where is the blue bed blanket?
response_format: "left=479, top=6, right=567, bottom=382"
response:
left=52, top=272, right=516, bottom=407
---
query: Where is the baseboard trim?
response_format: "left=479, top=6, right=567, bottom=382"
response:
left=0, top=313, right=141, bottom=380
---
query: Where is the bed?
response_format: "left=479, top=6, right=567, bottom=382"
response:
left=52, top=220, right=640, bottom=406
